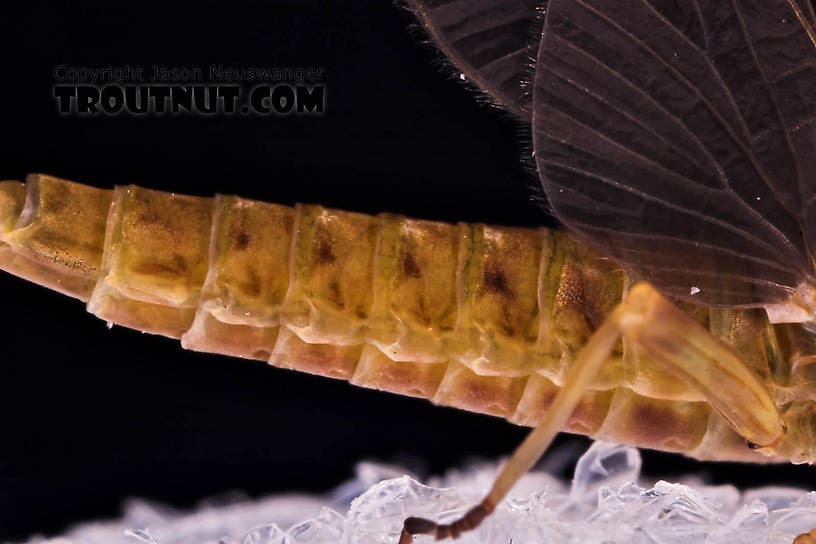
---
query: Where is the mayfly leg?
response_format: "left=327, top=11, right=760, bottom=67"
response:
left=399, top=282, right=786, bottom=543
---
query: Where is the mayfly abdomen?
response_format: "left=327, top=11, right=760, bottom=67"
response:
left=0, top=174, right=788, bottom=462
left=89, top=185, right=213, bottom=337
left=0, top=178, right=110, bottom=300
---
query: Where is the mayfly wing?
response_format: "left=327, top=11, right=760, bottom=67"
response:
left=533, top=0, right=816, bottom=308
left=406, top=0, right=543, bottom=117
left=804, top=0, right=816, bottom=24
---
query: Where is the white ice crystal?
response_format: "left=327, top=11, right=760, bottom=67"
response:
left=17, top=442, right=816, bottom=544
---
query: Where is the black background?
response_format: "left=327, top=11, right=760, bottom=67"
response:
left=0, top=1, right=812, bottom=541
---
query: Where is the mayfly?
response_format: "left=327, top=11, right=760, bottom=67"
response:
left=2, top=0, right=816, bottom=542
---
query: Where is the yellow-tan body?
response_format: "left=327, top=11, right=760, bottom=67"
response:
left=2, top=174, right=814, bottom=463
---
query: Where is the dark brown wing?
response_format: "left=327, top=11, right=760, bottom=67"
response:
left=806, top=0, right=816, bottom=25
left=407, top=0, right=543, bottom=117
left=533, top=0, right=816, bottom=307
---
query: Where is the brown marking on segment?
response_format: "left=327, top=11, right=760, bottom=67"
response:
left=574, top=256, right=623, bottom=331
left=566, top=391, right=614, bottom=435
left=234, top=231, right=251, bottom=251
left=134, top=191, right=161, bottom=224
left=482, top=261, right=513, bottom=299
left=181, top=311, right=279, bottom=361
left=232, top=206, right=252, bottom=251
left=581, top=277, right=606, bottom=328
left=133, top=254, right=187, bottom=278
left=416, top=297, right=430, bottom=326
left=315, top=237, right=335, bottom=264
left=630, top=402, right=679, bottom=438
left=34, top=231, right=105, bottom=272
left=41, top=181, right=68, bottom=215
left=577, top=285, right=604, bottom=334
left=512, top=376, right=613, bottom=434
left=400, top=249, right=422, bottom=279
left=436, top=363, right=526, bottom=418
left=600, top=393, right=709, bottom=453
left=351, top=348, right=446, bottom=399
left=271, top=330, right=362, bottom=380
left=380, top=360, right=440, bottom=397
left=499, top=307, right=516, bottom=337
left=238, top=267, right=262, bottom=298
left=328, top=280, right=344, bottom=309
left=557, top=265, right=585, bottom=313
left=252, top=349, right=271, bottom=360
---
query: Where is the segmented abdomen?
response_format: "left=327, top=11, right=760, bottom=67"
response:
left=0, top=175, right=784, bottom=462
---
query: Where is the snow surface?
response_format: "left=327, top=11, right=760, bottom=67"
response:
left=18, top=442, right=816, bottom=544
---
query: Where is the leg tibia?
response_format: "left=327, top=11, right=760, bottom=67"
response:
left=621, top=283, right=783, bottom=450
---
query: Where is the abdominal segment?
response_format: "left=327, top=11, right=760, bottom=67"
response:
left=0, top=174, right=787, bottom=462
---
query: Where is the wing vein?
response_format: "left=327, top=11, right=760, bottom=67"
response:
left=625, top=264, right=797, bottom=292
left=569, top=223, right=794, bottom=274
left=731, top=0, right=809, bottom=240
left=570, top=0, right=807, bottom=258
left=541, top=49, right=715, bottom=177
left=788, top=0, right=816, bottom=47
left=539, top=150, right=798, bottom=266
left=643, top=0, right=810, bottom=244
